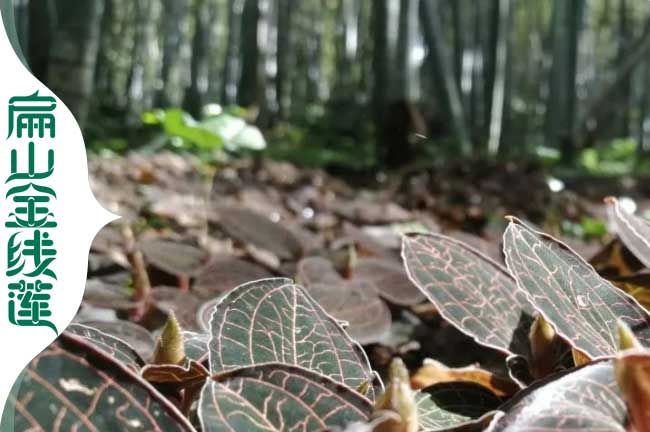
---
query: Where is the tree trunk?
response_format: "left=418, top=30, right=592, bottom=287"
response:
left=546, top=0, right=584, bottom=162
left=639, top=55, right=650, bottom=154
left=616, top=0, right=631, bottom=136
left=157, top=0, right=189, bottom=107
left=371, top=0, right=389, bottom=162
left=487, top=0, right=511, bottom=155
left=237, top=0, right=260, bottom=108
left=395, top=0, right=416, bottom=100
left=222, top=0, right=244, bottom=104
left=47, top=0, right=104, bottom=128
left=276, top=0, right=292, bottom=119
left=420, top=0, right=471, bottom=155
left=27, top=0, right=56, bottom=79
left=578, top=15, right=650, bottom=148
left=126, top=0, right=158, bottom=121
left=184, top=0, right=214, bottom=117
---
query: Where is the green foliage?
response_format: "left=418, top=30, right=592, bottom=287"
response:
left=265, top=105, right=376, bottom=170
left=578, top=137, right=638, bottom=175
left=142, top=105, right=266, bottom=157
left=560, top=216, right=608, bottom=241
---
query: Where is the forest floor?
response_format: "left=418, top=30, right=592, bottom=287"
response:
left=82, top=151, right=645, bottom=382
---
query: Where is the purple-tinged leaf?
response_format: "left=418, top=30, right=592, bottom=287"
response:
left=152, top=287, right=204, bottom=331
left=193, top=255, right=273, bottom=299
left=354, top=257, right=426, bottom=306
left=66, top=323, right=145, bottom=371
left=307, top=280, right=392, bottom=345
left=83, top=279, right=137, bottom=310
left=606, top=196, right=650, bottom=269
left=199, top=364, right=372, bottom=432
left=140, top=238, right=209, bottom=276
left=296, top=256, right=344, bottom=287
left=332, top=199, right=410, bottom=225
left=487, top=361, right=625, bottom=431
left=215, top=206, right=303, bottom=260
left=503, top=217, right=650, bottom=359
left=341, top=222, right=396, bottom=259
left=208, top=278, right=379, bottom=399
left=298, top=258, right=392, bottom=344
left=1, top=332, right=196, bottom=431
left=402, top=233, right=534, bottom=358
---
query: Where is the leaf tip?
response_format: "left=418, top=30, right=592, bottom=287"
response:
left=374, top=358, right=418, bottom=432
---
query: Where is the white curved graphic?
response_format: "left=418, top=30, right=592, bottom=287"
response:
left=0, top=8, right=119, bottom=420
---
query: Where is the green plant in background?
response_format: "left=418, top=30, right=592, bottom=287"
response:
left=560, top=216, right=608, bottom=241
left=578, top=137, right=638, bottom=176
left=264, top=103, right=377, bottom=171
left=141, top=105, right=266, bottom=159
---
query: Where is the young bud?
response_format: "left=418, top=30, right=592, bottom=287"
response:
left=374, top=358, right=418, bottom=432
left=528, top=314, right=556, bottom=378
left=153, top=312, right=185, bottom=365
left=617, top=320, right=642, bottom=351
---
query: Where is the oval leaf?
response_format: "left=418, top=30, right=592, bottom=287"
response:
left=606, top=196, right=650, bottom=269
left=193, top=255, right=272, bottom=299
left=307, top=280, right=392, bottom=345
left=66, top=323, right=146, bottom=371
left=1, top=332, right=195, bottom=431
left=402, top=233, right=534, bottom=358
left=488, top=361, right=625, bottom=431
left=503, top=218, right=650, bottom=359
left=215, top=206, right=303, bottom=260
left=81, top=320, right=156, bottom=361
left=209, top=278, right=378, bottom=398
left=140, top=238, right=208, bottom=276
left=354, top=257, right=426, bottom=306
left=152, top=287, right=204, bottom=331
left=199, top=364, right=372, bottom=432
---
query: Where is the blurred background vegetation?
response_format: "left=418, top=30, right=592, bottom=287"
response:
left=8, top=0, right=650, bottom=174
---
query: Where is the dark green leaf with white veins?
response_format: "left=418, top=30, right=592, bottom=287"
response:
left=183, top=331, right=210, bottom=361
left=66, top=323, right=146, bottom=371
left=1, top=332, right=195, bottom=432
left=417, top=382, right=502, bottom=432
left=199, top=364, right=372, bottom=432
left=209, top=278, right=379, bottom=399
left=606, top=196, right=650, bottom=269
left=487, top=361, right=625, bottom=431
left=503, top=217, right=650, bottom=359
left=81, top=320, right=156, bottom=361
left=402, top=233, right=534, bottom=358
